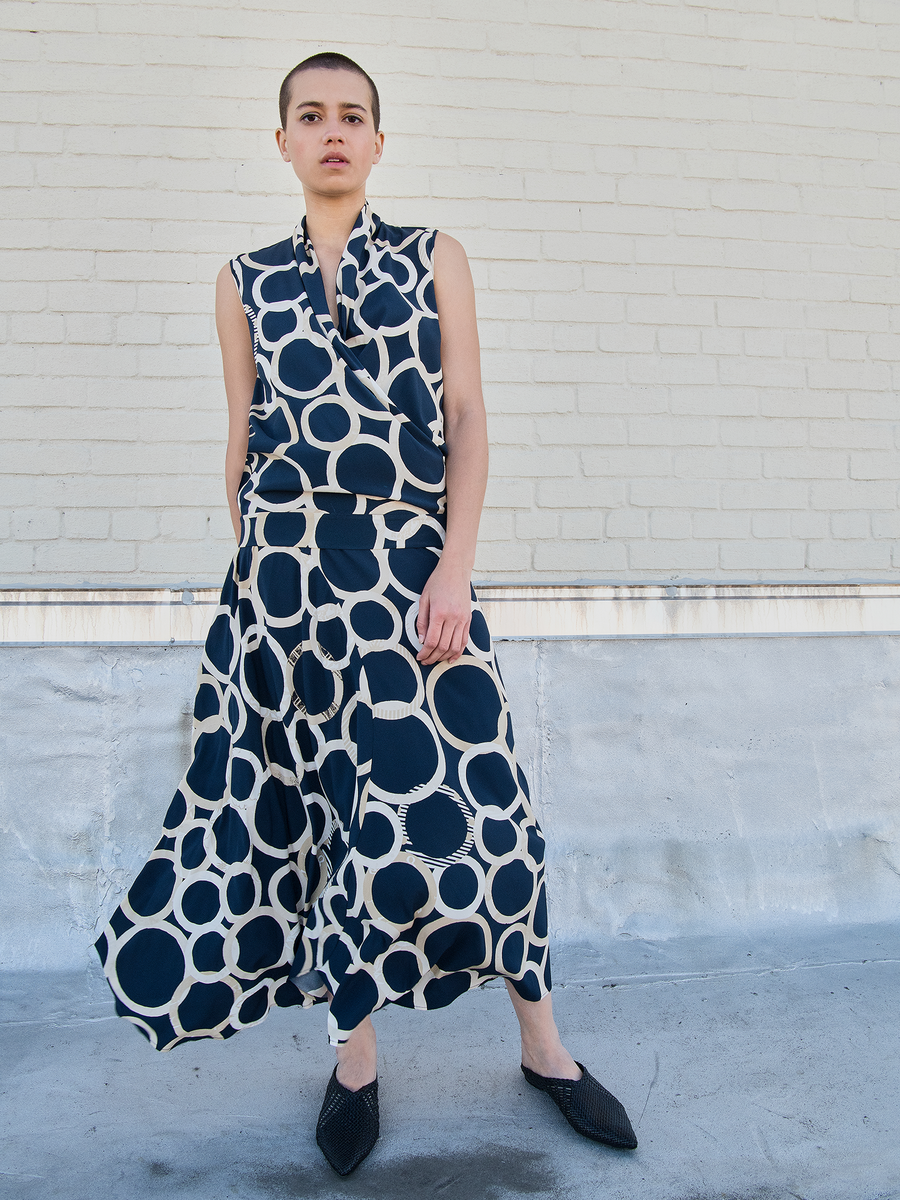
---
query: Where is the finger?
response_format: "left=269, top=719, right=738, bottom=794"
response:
left=459, top=618, right=471, bottom=653
left=449, top=615, right=472, bottom=660
left=421, top=639, right=449, bottom=665
left=448, top=622, right=469, bottom=663
left=430, top=620, right=466, bottom=665
left=416, top=593, right=430, bottom=642
left=417, top=616, right=445, bottom=663
left=440, top=624, right=463, bottom=664
left=424, top=624, right=454, bottom=665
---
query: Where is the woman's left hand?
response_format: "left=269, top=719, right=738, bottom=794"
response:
left=416, top=561, right=473, bottom=665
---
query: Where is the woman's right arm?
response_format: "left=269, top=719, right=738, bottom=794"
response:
left=215, top=264, right=257, bottom=543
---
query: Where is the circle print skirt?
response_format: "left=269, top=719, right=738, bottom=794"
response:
left=95, top=515, right=551, bottom=1048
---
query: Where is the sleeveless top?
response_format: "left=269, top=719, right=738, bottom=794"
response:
left=229, top=203, right=447, bottom=531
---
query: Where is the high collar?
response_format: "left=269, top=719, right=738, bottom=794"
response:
left=296, top=201, right=373, bottom=262
left=293, top=203, right=374, bottom=340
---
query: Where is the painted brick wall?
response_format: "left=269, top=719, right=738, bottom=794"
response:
left=2, top=0, right=898, bottom=585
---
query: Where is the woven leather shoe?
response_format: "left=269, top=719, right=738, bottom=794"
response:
left=315, top=1066, right=379, bottom=1176
left=521, top=1062, right=638, bottom=1149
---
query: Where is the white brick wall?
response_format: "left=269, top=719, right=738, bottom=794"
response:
left=1, top=0, right=898, bottom=585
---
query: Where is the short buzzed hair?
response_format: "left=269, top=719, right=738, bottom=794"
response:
left=279, top=52, right=381, bottom=133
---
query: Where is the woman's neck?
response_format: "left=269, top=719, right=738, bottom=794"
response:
left=302, top=189, right=367, bottom=257
left=303, top=190, right=367, bottom=325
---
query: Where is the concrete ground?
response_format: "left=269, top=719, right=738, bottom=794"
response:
left=2, top=926, right=898, bottom=1200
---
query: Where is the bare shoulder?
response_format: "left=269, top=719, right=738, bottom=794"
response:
left=216, top=261, right=239, bottom=298
left=433, top=231, right=472, bottom=279
left=433, top=233, right=475, bottom=321
left=216, top=262, right=245, bottom=321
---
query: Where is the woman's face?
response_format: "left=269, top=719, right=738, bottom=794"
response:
left=276, top=67, right=383, bottom=199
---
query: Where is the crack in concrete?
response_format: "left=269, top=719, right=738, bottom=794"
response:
left=639, top=1049, right=660, bottom=1124
left=0, top=1015, right=116, bottom=1029
left=571, top=955, right=900, bottom=990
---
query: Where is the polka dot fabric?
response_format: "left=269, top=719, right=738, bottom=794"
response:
left=94, top=207, right=551, bottom=1050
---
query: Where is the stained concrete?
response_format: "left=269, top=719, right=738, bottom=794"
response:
left=499, top=635, right=900, bottom=943
left=2, top=924, right=898, bottom=1200
left=1, top=636, right=899, bottom=969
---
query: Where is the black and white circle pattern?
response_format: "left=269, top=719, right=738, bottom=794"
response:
left=230, top=203, right=447, bottom=521
left=97, top=520, right=551, bottom=1049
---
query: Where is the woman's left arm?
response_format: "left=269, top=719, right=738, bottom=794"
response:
left=416, top=232, right=489, bottom=666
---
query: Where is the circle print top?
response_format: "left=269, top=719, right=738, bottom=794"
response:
left=230, top=203, right=447, bottom=520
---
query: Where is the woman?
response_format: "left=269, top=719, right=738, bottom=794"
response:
left=96, top=51, right=637, bottom=1175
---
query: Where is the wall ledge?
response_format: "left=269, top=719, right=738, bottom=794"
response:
left=2, top=583, right=899, bottom=643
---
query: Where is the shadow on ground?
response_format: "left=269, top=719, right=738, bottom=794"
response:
left=253, top=1145, right=553, bottom=1199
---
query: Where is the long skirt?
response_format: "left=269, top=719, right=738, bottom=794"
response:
left=95, top=509, right=551, bottom=1047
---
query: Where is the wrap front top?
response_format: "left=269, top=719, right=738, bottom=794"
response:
left=230, top=203, right=447, bottom=523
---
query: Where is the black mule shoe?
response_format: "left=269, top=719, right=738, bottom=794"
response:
left=315, top=1066, right=380, bottom=1176
left=521, top=1062, right=638, bottom=1150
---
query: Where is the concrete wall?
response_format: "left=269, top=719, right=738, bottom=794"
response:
left=3, top=634, right=898, bottom=972
left=3, top=1, right=900, bottom=586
